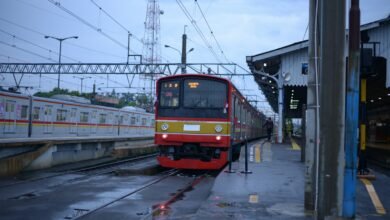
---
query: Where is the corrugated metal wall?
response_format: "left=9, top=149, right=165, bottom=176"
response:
left=280, top=48, right=308, bottom=86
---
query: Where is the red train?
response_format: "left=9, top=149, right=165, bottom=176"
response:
left=155, top=74, right=266, bottom=169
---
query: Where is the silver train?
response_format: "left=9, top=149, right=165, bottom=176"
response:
left=0, top=90, right=154, bottom=139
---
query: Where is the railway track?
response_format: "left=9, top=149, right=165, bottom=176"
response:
left=70, top=169, right=210, bottom=220
left=0, top=153, right=159, bottom=188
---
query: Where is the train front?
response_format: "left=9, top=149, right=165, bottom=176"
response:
left=155, top=75, right=230, bottom=169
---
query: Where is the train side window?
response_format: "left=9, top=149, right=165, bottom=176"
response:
left=21, top=105, right=28, bottom=119
left=108, top=113, right=113, bottom=123
left=99, top=114, right=106, bottom=124
left=142, top=118, right=146, bottom=126
left=91, top=111, right=97, bottom=121
left=80, top=112, right=89, bottom=123
left=5, top=101, right=15, bottom=112
left=151, top=119, right=155, bottom=126
left=56, top=109, right=67, bottom=121
left=33, top=107, right=40, bottom=120
left=131, top=116, right=136, bottom=125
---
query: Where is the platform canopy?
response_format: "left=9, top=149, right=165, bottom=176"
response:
left=246, top=40, right=308, bottom=119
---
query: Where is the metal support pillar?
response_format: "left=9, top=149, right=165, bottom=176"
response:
left=343, top=0, right=360, bottom=217
left=318, top=0, right=346, bottom=218
left=277, top=80, right=284, bottom=143
left=358, top=78, right=368, bottom=174
left=181, top=33, right=187, bottom=74
left=305, top=0, right=318, bottom=211
left=226, top=96, right=236, bottom=173
left=241, top=139, right=252, bottom=174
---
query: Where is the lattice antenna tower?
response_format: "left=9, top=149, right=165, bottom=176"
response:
left=142, top=0, right=163, bottom=101
left=142, top=0, right=163, bottom=65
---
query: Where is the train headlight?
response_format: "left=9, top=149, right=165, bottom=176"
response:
left=216, top=135, right=222, bottom=141
left=215, top=124, right=223, bottom=133
left=161, top=123, right=169, bottom=131
left=162, top=134, right=168, bottom=139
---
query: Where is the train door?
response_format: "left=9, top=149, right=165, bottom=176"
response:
left=115, top=115, right=120, bottom=136
left=91, top=110, right=97, bottom=134
left=44, top=105, right=53, bottom=133
left=4, top=100, right=16, bottom=133
left=70, top=108, right=77, bottom=133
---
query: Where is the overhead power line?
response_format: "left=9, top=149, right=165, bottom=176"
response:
left=89, top=0, right=143, bottom=44
left=175, top=0, right=222, bottom=62
left=0, top=28, right=79, bottom=62
left=0, top=17, right=46, bottom=36
left=194, top=0, right=230, bottom=62
left=48, top=0, right=132, bottom=52
left=0, top=54, right=28, bottom=62
left=0, top=17, right=124, bottom=60
left=0, top=40, right=54, bottom=62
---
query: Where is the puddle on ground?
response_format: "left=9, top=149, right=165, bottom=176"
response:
left=9, top=192, right=39, bottom=200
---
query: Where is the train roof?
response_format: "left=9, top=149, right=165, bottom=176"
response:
left=157, top=74, right=230, bottom=83
left=0, top=90, right=153, bottom=116
left=157, top=74, right=265, bottom=117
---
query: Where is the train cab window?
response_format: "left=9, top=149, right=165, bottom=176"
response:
left=159, top=81, right=180, bottom=107
left=184, top=79, right=227, bottom=108
left=56, top=109, right=67, bottom=121
left=33, top=107, right=40, bottom=120
left=21, top=105, right=28, bottom=119
left=99, top=114, right=106, bottom=124
left=80, top=112, right=89, bottom=123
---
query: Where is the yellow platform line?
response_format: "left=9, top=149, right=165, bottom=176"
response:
left=291, top=139, right=301, bottom=151
left=255, top=145, right=261, bottom=163
left=360, top=178, right=386, bottom=215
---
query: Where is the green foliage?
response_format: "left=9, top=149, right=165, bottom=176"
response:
left=34, top=88, right=152, bottom=112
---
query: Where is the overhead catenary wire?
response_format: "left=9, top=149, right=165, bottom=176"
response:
left=0, top=54, right=28, bottom=62
left=0, top=40, right=55, bottom=62
left=175, top=0, right=222, bottom=63
left=48, top=0, right=131, bottom=52
left=194, top=0, right=230, bottom=63
left=89, top=0, right=143, bottom=44
left=0, top=28, right=80, bottom=62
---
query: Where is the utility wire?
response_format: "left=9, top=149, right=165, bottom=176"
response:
left=0, top=17, right=46, bottom=36
left=0, top=54, right=28, bottom=62
left=0, top=28, right=79, bottom=62
left=65, top=41, right=124, bottom=59
left=176, top=0, right=222, bottom=62
left=0, top=17, right=125, bottom=60
left=0, top=40, right=54, bottom=62
left=194, top=0, right=230, bottom=62
left=89, top=0, right=143, bottom=44
left=48, top=0, right=131, bottom=52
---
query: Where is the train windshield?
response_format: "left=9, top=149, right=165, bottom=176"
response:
left=183, top=79, right=227, bottom=108
left=159, top=81, right=180, bottom=107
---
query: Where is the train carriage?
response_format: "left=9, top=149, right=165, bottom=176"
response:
left=0, top=90, right=154, bottom=139
left=155, top=74, right=266, bottom=170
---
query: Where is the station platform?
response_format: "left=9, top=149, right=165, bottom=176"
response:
left=194, top=139, right=390, bottom=219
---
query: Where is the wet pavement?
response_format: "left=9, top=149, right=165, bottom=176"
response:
left=1, top=139, right=389, bottom=219
left=193, top=140, right=390, bottom=219
left=194, top=140, right=311, bottom=219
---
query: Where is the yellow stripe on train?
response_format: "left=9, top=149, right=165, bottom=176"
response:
left=156, top=121, right=230, bottom=135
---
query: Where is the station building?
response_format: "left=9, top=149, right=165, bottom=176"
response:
left=247, top=16, right=390, bottom=142
left=246, top=16, right=390, bottom=120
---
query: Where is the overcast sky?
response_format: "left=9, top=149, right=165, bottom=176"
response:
left=1, top=0, right=390, bottom=115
